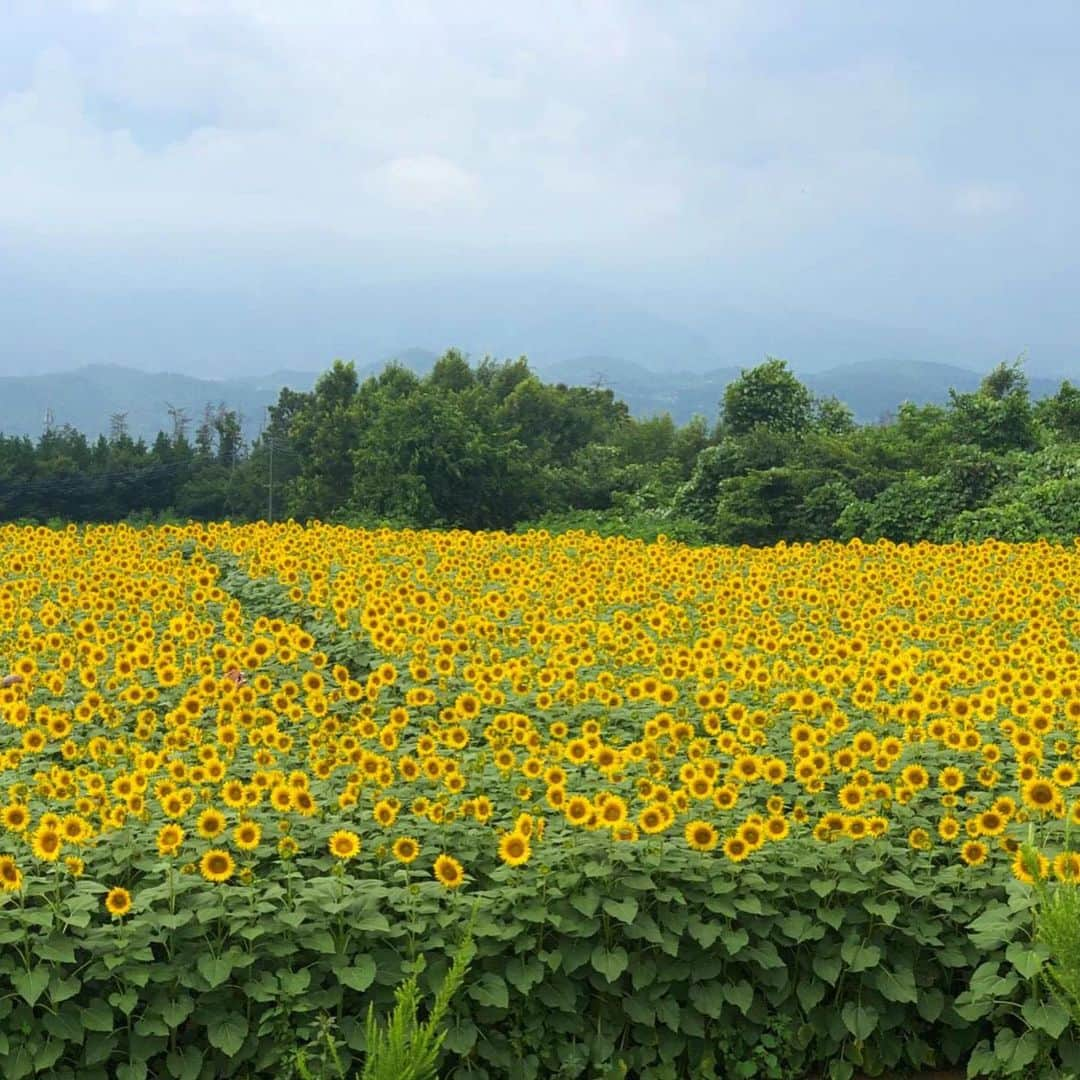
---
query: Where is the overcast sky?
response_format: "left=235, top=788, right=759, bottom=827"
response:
left=2, top=1, right=1078, bottom=376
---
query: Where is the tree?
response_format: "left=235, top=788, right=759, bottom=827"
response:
left=720, top=358, right=814, bottom=438
left=285, top=360, right=361, bottom=519
left=948, top=361, right=1037, bottom=454
left=1037, top=380, right=1080, bottom=442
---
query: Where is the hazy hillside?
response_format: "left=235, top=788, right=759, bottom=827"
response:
left=0, top=365, right=318, bottom=443
left=0, top=356, right=1070, bottom=441
left=540, top=358, right=1065, bottom=424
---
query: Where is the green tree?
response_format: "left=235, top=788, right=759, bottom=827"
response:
left=286, top=360, right=361, bottom=519
left=720, top=358, right=814, bottom=437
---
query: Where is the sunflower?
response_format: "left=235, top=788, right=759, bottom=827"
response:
left=392, top=836, right=420, bottom=864
left=498, top=831, right=531, bottom=867
left=156, top=824, right=185, bottom=857
left=975, top=810, right=1005, bottom=837
left=1053, top=852, right=1080, bottom=883
left=1, top=804, right=29, bottom=833
left=565, top=796, right=591, bottom=826
left=433, top=854, right=465, bottom=889
left=105, top=886, right=133, bottom=918
left=907, top=828, right=932, bottom=852
left=234, top=822, right=262, bottom=852
left=722, top=836, right=749, bottom=863
left=1021, top=778, right=1059, bottom=814
left=959, top=841, right=988, bottom=867
left=684, top=819, right=719, bottom=853
left=0, top=855, right=22, bottom=892
left=937, top=817, right=960, bottom=842
left=328, top=830, right=361, bottom=861
left=765, top=816, right=790, bottom=842
left=31, top=826, right=62, bottom=862
left=199, top=848, right=235, bottom=884
left=196, top=809, right=226, bottom=840
left=1010, top=847, right=1046, bottom=883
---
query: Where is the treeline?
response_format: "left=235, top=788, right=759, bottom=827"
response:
left=2, top=351, right=1079, bottom=545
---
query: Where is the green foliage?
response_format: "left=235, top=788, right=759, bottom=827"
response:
left=359, top=930, right=474, bottom=1080
left=3, top=839, right=1080, bottom=1079
left=3, top=351, right=1080, bottom=547
left=720, top=358, right=814, bottom=437
left=289, top=933, right=474, bottom=1080
left=1035, top=883, right=1080, bottom=1030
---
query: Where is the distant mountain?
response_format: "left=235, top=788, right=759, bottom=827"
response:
left=0, top=364, right=318, bottom=442
left=0, top=356, right=1070, bottom=442
left=537, top=358, right=1067, bottom=425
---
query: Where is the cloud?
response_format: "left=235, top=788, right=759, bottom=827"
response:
left=953, top=185, right=1018, bottom=218
left=0, top=0, right=1077, bottom=342
left=371, top=156, right=480, bottom=212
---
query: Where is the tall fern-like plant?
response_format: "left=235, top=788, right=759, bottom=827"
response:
left=360, top=932, right=475, bottom=1080
left=1033, top=877, right=1080, bottom=1027
left=290, top=930, right=475, bottom=1080
left=1021, top=833, right=1080, bottom=1030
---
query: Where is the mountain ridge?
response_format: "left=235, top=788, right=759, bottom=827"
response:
left=0, top=356, right=1069, bottom=442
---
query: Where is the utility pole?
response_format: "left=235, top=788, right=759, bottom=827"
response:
left=165, top=402, right=190, bottom=444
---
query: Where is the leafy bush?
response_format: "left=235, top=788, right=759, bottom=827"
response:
left=1, top=839, right=1077, bottom=1079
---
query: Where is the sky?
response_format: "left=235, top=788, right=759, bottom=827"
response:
left=1, top=1, right=1079, bottom=377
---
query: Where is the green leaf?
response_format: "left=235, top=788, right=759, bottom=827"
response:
left=300, top=929, right=337, bottom=954
left=916, top=987, right=944, bottom=1022
left=207, top=1013, right=249, bottom=1057
left=1006, top=942, right=1045, bottom=979
left=721, top=928, right=749, bottom=956
left=687, top=916, right=722, bottom=949
left=161, top=996, right=194, bottom=1027
left=967, top=907, right=1016, bottom=949
left=813, top=952, right=843, bottom=986
left=109, top=987, right=138, bottom=1016
left=338, top=956, right=376, bottom=992
left=43, top=1003, right=84, bottom=1044
left=443, top=1018, right=478, bottom=1055
left=1021, top=999, right=1070, bottom=1039
left=688, top=983, right=725, bottom=1020
left=4, top=1044, right=34, bottom=1080
left=796, top=979, right=826, bottom=1014
left=871, top=965, right=918, bottom=1004
left=117, top=1063, right=148, bottom=1080
left=37, top=936, right=76, bottom=964
left=197, top=954, right=233, bottom=989
left=470, top=972, right=510, bottom=1008
left=49, top=974, right=81, bottom=1004
left=841, top=1002, right=878, bottom=1042
left=722, top=980, right=754, bottom=1016
left=83, top=1030, right=117, bottom=1064
left=165, top=1045, right=203, bottom=1080
left=591, top=945, right=629, bottom=983
left=603, top=896, right=638, bottom=924
left=12, top=966, right=50, bottom=1006
left=505, top=956, right=544, bottom=994
left=863, top=898, right=900, bottom=925
left=993, top=1028, right=1040, bottom=1074
left=277, top=968, right=311, bottom=996
left=840, top=939, right=881, bottom=972
left=779, top=911, right=822, bottom=943
left=34, top=1039, right=65, bottom=1072
left=570, top=890, right=600, bottom=917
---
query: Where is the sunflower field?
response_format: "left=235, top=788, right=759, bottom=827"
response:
left=1, top=522, right=1079, bottom=1079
